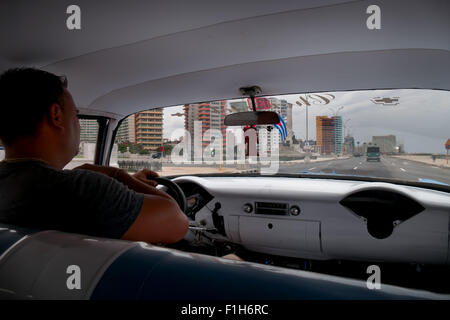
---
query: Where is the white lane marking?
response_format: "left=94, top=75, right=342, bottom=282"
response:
left=400, top=168, right=406, bottom=172
left=353, top=166, right=358, bottom=170
left=359, top=162, right=362, bottom=165
left=309, top=167, right=316, bottom=170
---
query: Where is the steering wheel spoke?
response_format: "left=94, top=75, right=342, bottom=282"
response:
left=146, top=177, right=187, bottom=213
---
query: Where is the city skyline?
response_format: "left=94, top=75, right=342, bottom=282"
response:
left=162, top=89, right=449, bottom=154
left=91, top=89, right=448, bottom=154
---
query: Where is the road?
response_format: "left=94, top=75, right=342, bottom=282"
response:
left=278, top=156, right=450, bottom=186
left=114, top=154, right=450, bottom=187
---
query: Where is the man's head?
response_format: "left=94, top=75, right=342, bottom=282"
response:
left=0, top=68, right=80, bottom=167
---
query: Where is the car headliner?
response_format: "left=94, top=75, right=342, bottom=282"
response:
left=0, top=0, right=449, bottom=119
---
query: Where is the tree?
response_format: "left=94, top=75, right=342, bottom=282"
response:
left=118, top=142, right=128, bottom=153
left=129, top=143, right=146, bottom=154
left=163, top=144, right=174, bottom=155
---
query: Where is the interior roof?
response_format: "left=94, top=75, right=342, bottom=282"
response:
left=1, top=0, right=449, bottom=118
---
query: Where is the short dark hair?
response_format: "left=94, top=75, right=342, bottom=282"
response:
left=0, top=67, right=68, bottom=144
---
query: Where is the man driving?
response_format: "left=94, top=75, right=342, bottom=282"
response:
left=0, top=68, right=189, bottom=243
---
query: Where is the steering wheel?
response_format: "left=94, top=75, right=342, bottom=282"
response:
left=146, top=176, right=187, bottom=213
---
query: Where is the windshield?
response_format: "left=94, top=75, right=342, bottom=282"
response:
left=113, top=89, right=449, bottom=188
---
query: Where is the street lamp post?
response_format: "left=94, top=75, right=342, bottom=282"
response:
left=306, top=103, right=308, bottom=146
left=295, top=97, right=312, bottom=162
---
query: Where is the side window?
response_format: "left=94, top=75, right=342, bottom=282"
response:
left=113, top=109, right=164, bottom=174
left=64, top=118, right=99, bottom=169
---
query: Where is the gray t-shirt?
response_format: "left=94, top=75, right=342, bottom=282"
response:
left=0, top=159, right=144, bottom=238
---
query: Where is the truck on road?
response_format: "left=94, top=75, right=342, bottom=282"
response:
left=366, top=146, right=381, bottom=162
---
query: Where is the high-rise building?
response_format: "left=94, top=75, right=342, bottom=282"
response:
left=116, top=114, right=136, bottom=143
left=135, top=108, right=163, bottom=150
left=79, top=119, right=98, bottom=142
left=372, top=135, right=397, bottom=153
left=229, top=101, right=249, bottom=113
left=333, top=116, right=343, bottom=154
left=316, top=116, right=334, bottom=154
left=184, top=101, right=227, bottom=158
left=316, top=115, right=343, bottom=155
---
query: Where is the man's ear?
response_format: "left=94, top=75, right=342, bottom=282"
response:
left=47, top=103, right=65, bottom=129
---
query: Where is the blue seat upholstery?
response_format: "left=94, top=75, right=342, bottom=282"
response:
left=0, top=223, right=38, bottom=257
left=0, top=224, right=448, bottom=300
left=92, top=242, right=447, bottom=300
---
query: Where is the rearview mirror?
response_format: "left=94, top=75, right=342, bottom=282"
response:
left=224, top=111, right=280, bottom=126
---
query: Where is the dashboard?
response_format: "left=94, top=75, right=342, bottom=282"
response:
left=171, top=175, right=450, bottom=265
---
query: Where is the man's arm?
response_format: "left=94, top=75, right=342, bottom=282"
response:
left=113, top=168, right=189, bottom=243
left=121, top=195, right=189, bottom=243
left=73, top=164, right=188, bottom=243
left=73, top=164, right=171, bottom=200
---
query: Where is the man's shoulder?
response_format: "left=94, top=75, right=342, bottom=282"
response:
left=61, top=166, right=122, bottom=188
left=0, top=159, right=115, bottom=187
left=0, top=159, right=59, bottom=179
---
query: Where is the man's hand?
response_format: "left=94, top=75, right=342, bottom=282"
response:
left=132, top=169, right=159, bottom=187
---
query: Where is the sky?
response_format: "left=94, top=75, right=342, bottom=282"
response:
left=162, top=89, right=450, bottom=154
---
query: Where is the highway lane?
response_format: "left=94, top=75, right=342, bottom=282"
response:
left=278, top=156, right=450, bottom=186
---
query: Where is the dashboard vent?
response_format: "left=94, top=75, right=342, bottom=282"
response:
left=255, top=202, right=288, bottom=216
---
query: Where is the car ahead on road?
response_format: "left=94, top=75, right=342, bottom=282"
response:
left=151, top=152, right=162, bottom=159
left=367, top=146, right=381, bottom=162
left=1, top=0, right=450, bottom=300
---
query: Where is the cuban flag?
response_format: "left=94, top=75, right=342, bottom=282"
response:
left=273, top=116, right=287, bottom=141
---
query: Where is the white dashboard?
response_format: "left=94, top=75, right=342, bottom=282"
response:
left=172, top=176, right=450, bottom=265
